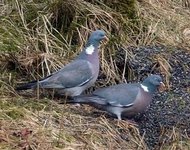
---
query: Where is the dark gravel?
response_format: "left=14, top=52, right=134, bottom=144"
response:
left=115, top=46, right=190, bottom=149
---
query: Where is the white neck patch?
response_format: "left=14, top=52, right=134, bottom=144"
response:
left=85, top=45, right=95, bottom=55
left=141, top=84, right=149, bottom=92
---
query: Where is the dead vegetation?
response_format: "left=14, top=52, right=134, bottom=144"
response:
left=0, top=98, right=147, bottom=149
left=0, top=0, right=190, bottom=149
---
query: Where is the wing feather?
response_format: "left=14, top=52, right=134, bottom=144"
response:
left=40, top=60, right=93, bottom=88
left=92, top=83, right=140, bottom=107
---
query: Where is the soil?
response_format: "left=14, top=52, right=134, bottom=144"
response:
left=115, top=46, right=190, bottom=149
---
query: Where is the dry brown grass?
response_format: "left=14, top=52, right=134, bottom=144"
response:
left=158, top=126, right=190, bottom=150
left=0, top=97, right=147, bottom=150
left=0, top=0, right=190, bottom=149
left=138, top=0, right=190, bottom=49
left=0, top=0, right=139, bottom=85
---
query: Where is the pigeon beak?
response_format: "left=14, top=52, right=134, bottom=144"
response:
left=101, top=35, right=109, bottom=45
left=103, top=35, right=109, bottom=41
left=158, top=82, right=165, bottom=92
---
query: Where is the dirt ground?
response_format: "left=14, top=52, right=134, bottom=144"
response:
left=118, top=46, right=190, bottom=149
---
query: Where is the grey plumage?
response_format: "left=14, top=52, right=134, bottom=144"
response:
left=16, top=30, right=106, bottom=96
left=70, top=75, right=164, bottom=120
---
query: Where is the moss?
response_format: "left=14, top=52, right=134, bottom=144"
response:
left=5, top=108, right=25, bottom=119
left=0, top=98, right=24, bottom=121
left=14, top=98, right=53, bottom=111
left=1, top=38, right=19, bottom=52
left=24, top=4, right=39, bottom=24
left=0, top=97, right=52, bottom=112
left=0, top=21, right=23, bottom=52
left=23, top=100, right=47, bottom=111
left=0, top=99, right=14, bottom=109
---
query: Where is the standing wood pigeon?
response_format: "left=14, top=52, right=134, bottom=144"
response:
left=16, top=30, right=106, bottom=96
left=69, top=75, right=164, bottom=120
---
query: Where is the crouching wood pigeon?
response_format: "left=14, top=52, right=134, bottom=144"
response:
left=68, top=75, right=165, bottom=120
left=16, top=30, right=106, bottom=96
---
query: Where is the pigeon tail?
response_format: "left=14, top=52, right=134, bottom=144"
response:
left=16, top=74, right=52, bottom=91
left=16, top=81, right=37, bottom=90
left=70, top=95, right=107, bottom=105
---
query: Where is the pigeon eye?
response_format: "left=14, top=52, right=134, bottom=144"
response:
left=100, top=34, right=104, bottom=37
left=156, top=78, right=161, bottom=83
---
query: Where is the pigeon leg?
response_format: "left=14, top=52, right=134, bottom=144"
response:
left=117, top=113, right=122, bottom=120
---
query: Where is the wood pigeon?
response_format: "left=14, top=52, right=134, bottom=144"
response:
left=16, top=30, right=106, bottom=96
left=69, top=75, right=164, bottom=120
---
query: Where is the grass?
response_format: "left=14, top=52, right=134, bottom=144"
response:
left=159, top=126, right=190, bottom=150
left=0, top=0, right=190, bottom=149
left=138, top=0, right=190, bottom=48
left=0, top=97, right=146, bottom=149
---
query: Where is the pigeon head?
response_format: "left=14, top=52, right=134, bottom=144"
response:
left=87, top=30, right=106, bottom=47
left=141, top=75, right=163, bottom=93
